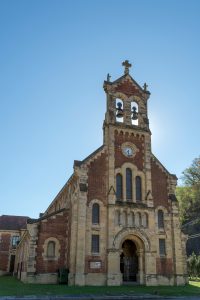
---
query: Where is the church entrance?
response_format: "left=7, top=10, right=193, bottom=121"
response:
left=120, top=240, right=138, bottom=282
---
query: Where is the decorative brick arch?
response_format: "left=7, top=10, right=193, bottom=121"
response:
left=113, top=228, right=150, bottom=252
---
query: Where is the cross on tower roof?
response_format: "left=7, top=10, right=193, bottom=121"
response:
left=122, top=60, right=132, bottom=75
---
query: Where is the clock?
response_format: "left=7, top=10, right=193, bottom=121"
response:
left=123, top=147, right=134, bottom=157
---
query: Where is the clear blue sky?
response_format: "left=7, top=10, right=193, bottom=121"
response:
left=1, top=0, right=200, bottom=218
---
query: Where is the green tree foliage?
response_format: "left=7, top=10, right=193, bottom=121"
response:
left=176, top=156, right=200, bottom=224
left=187, top=252, right=200, bottom=279
left=183, top=156, right=200, bottom=187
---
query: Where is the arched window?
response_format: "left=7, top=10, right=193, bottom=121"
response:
left=116, top=174, right=123, bottom=200
left=158, top=210, right=164, bottom=229
left=131, top=102, right=139, bottom=126
left=142, top=213, right=148, bottom=228
left=92, top=203, right=100, bottom=224
left=116, top=99, right=124, bottom=123
left=135, top=212, right=141, bottom=227
left=136, top=176, right=142, bottom=201
left=131, top=212, right=135, bottom=227
left=126, top=168, right=132, bottom=200
left=47, top=241, right=55, bottom=258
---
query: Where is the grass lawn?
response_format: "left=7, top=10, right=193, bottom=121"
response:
left=0, top=276, right=200, bottom=297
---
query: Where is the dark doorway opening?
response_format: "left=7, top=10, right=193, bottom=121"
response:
left=9, top=255, right=15, bottom=273
left=120, top=240, right=138, bottom=282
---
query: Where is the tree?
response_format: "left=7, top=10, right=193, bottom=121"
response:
left=182, top=156, right=200, bottom=187
left=177, top=156, right=200, bottom=224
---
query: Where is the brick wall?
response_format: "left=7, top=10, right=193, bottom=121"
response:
left=87, top=153, right=108, bottom=205
left=151, top=159, right=169, bottom=208
left=0, top=233, right=11, bottom=271
left=35, top=211, right=70, bottom=273
left=156, top=257, right=173, bottom=275
left=114, top=131, right=144, bottom=170
left=114, top=80, right=143, bottom=98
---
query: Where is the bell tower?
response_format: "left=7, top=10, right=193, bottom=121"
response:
left=103, top=60, right=150, bottom=132
left=103, top=61, right=154, bottom=285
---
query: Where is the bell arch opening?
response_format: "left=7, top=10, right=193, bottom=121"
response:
left=120, top=239, right=138, bottom=282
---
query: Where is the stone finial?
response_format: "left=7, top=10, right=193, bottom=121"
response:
left=143, top=82, right=148, bottom=91
left=122, top=60, right=132, bottom=75
left=107, top=73, right=111, bottom=82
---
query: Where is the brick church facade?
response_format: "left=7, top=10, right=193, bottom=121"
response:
left=13, top=61, right=187, bottom=285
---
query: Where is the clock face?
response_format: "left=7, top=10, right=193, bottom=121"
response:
left=123, top=147, right=134, bottom=157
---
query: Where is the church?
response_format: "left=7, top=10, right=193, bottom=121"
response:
left=14, top=61, right=188, bottom=286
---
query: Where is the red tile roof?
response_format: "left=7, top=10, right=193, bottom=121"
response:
left=0, top=215, right=29, bottom=230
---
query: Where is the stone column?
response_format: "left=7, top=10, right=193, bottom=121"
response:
left=107, top=249, right=122, bottom=286
left=74, top=192, right=87, bottom=286
left=137, top=249, right=145, bottom=284
left=26, top=223, right=38, bottom=281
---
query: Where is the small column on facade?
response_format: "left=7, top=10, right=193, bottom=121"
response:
left=144, top=134, right=153, bottom=207
left=26, top=223, right=38, bottom=276
left=137, top=249, right=145, bottom=284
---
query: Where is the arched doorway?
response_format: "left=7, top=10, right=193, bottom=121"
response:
left=120, top=240, right=138, bottom=282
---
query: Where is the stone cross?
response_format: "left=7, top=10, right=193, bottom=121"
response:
left=143, top=82, right=148, bottom=91
left=122, top=60, right=132, bottom=74
left=107, top=73, right=111, bottom=82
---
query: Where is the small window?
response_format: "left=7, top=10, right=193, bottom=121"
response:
left=11, top=236, right=20, bottom=247
left=47, top=241, right=55, bottom=257
left=91, top=235, right=99, bottom=253
left=126, top=168, right=132, bottom=200
left=116, top=174, right=123, bottom=200
left=136, top=176, right=142, bottom=201
left=158, top=210, right=164, bottom=229
left=92, top=203, right=100, bottom=224
left=159, top=239, right=166, bottom=256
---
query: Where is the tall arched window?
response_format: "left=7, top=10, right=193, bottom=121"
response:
left=47, top=241, right=55, bottom=258
left=126, top=168, right=132, bottom=200
left=158, top=210, right=164, bottom=229
left=116, top=174, right=123, bottom=200
left=92, top=203, right=100, bottom=224
left=136, top=176, right=142, bottom=201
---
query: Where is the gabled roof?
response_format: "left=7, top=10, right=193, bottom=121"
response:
left=104, top=73, right=150, bottom=97
left=74, top=145, right=105, bottom=167
left=0, top=215, right=29, bottom=231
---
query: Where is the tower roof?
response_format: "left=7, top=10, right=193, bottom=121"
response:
left=104, top=60, right=150, bottom=98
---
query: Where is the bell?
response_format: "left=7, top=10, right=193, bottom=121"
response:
left=132, top=106, right=138, bottom=120
left=116, top=102, right=123, bottom=118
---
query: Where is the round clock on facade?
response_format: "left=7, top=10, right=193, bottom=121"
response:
left=123, top=146, right=134, bottom=157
